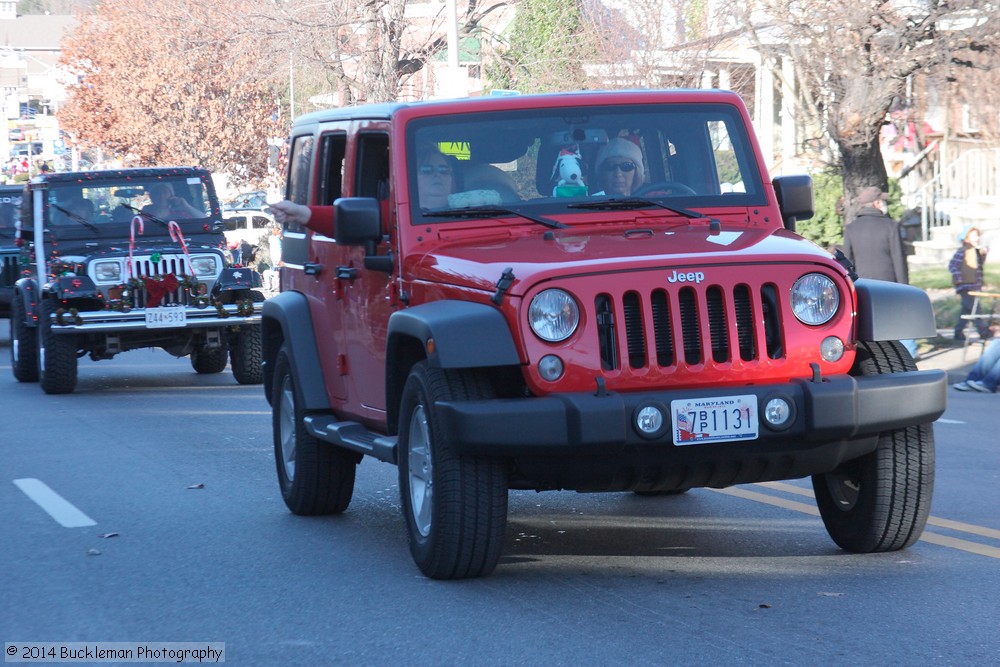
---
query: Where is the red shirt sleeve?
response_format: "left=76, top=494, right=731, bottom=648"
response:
left=305, top=206, right=334, bottom=237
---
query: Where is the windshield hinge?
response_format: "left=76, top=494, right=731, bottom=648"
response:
left=491, top=267, right=515, bottom=305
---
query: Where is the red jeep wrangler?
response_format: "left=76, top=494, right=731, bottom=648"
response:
left=262, top=90, right=947, bottom=579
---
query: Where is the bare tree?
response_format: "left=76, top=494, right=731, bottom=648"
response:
left=58, top=0, right=284, bottom=185
left=740, top=1, right=1000, bottom=216
left=258, top=0, right=508, bottom=107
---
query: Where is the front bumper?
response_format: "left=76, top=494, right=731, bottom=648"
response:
left=44, top=303, right=262, bottom=333
left=436, top=369, right=947, bottom=456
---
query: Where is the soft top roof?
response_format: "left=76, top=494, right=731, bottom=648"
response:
left=291, top=89, right=745, bottom=128
left=32, top=166, right=213, bottom=186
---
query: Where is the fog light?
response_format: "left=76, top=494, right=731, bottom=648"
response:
left=763, top=397, right=792, bottom=428
left=820, top=336, right=845, bottom=362
left=634, top=404, right=667, bottom=438
left=537, top=355, right=564, bottom=381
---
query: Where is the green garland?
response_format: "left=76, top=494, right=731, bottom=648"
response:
left=106, top=274, right=208, bottom=311
left=55, top=307, right=83, bottom=326
left=100, top=276, right=254, bottom=318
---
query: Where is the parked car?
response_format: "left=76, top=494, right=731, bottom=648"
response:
left=9, top=167, right=264, bottom=394
left=223, top=208, right=274, bottom=249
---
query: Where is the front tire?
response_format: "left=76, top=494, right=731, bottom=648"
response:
left=39, top=299, right=78, bottom=394
left=812, top=340, right=935, bottom=552
left=10, top=293, right=39, bottom=383
left=272, top=347, right=356, bottom=515
left=230, top=325, right=263, bottom=384
left=398, top=361, right=508, bottom=579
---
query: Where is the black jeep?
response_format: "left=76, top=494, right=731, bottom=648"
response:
left=0, top=183, right=23, bottom=317
left=10, top=167, right=264, bottom=394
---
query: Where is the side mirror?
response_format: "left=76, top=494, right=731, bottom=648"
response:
left=333, top=197, right=381, bottom=246
left=333, top=197, right=393, bottom=274
left=773, top=175, right=814, bottom=232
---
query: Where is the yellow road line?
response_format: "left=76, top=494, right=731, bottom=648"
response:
left=755, top=481, right=1000, bottom=540
left=918, top=532, right=1000, bottom=558
left=709, top=484, right=1000, bottom=559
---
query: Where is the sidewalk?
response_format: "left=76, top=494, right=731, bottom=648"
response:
left=916, top=333, right=984, bottom=378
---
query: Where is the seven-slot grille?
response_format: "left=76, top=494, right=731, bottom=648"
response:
left=123, top=255, right=195, bottom=308
left=595, top=282, right=784, bottom=371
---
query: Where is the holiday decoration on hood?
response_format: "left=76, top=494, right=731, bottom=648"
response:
left=128, top=215, right=144, bottom=281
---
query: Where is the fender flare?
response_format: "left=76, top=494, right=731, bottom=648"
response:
left=261, top=291, right=330, bottom=411
left=387, top=300, right=521, bottom=369
left=385, top=300, right=521, bottom=432
left=854, top=279, right=938, bottom=341
left=13, top=277, right=39, bottom=327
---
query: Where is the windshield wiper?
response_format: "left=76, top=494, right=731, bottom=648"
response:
left=424, top=205, right=568, bottom=229
left=51, top=204, right=99, bottom=234
left=121, top=204, right=170, bottom=230
left=568, top=197, right=712, bottom=221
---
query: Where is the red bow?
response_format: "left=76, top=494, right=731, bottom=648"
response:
left=144, top=274, right=179, bottom=308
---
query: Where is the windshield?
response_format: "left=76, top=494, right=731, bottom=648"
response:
left=46, top=175, right=214, bottom=235
left=407, top=102, right=765, bottom=223
left=0, top=188, right=21, bottom=241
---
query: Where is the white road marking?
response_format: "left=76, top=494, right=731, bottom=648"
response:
left=936, top=418, right=965, bottom=424
left=13, top=478, right=96, bottom=528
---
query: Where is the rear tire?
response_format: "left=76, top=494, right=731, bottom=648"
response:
left=812, top=340, right=935, bottom=552
left=398, top=361, right=508, bottom=579
left=272, top=347, right=356, bottom=515
left=191, top=342, right=228, bottom=374
left=230, top=325, right=263, bottom=384
left=39, top=299, right=78, bottom=394
left=10, top=293, right=39, bottom=383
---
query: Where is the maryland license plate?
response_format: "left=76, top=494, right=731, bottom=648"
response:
left=670, top=395, right=758, bottom=445
left=145, top=306, right=186, bottom=328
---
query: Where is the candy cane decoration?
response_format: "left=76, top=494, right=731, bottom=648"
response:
left=168, top=220, right=194, bottom=277
left=128, top=215, right=144, bottom=282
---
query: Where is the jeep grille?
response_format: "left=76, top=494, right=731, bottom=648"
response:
left=596, top=282, right=784, bottom=371
left=100, top=254, right=218, bottom=308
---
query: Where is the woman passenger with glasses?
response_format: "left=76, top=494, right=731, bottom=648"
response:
left=593, top=137, right=644, bottom=197
left=415, top=147, right=454, bottom=209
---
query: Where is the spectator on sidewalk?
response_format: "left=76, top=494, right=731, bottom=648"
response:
left=843, top=186, right=919, bottom=358
left=948, top=224, right=991, bottom=341
left=953, top=338, right=1000, bottom=393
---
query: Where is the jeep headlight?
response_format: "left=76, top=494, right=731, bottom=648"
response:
left=529, top=289, right=580, bottom=342
left=790, top=273, right=839, bottom=325
left=190, top=256, right=218, bottom=277
left=92, top=260, right=123, bottom=282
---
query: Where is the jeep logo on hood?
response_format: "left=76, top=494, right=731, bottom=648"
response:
left=667, top=269, right=705, bottom=284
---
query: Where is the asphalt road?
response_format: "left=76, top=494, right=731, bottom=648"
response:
left=2, top=333, right=998, bottom=666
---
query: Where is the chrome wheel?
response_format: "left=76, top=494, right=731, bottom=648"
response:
left=407, top=404, right=433, bottom=537
left=278, top=373, right=296, bottom=481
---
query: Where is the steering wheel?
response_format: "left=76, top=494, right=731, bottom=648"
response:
left=633, top=181, right=697, bottom=196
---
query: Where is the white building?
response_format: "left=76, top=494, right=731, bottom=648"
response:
left=0, top=4, right=76, bottom=166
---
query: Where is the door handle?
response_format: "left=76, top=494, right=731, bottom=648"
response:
left=304, top=263, right=322, bottom=276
